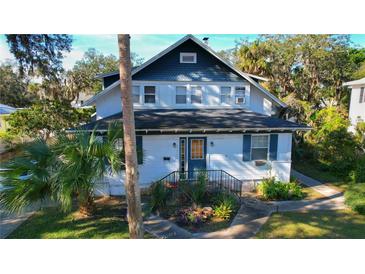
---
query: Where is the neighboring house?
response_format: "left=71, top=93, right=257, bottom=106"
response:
left=0, top=104, right=17, bottom=133
left=82, top=35, right=309, bottom=195
left=0, top=104, right=18, bottom=154
left=71, top=92, right=93, bottom=108
left=344, top=77, right=365, bottom=132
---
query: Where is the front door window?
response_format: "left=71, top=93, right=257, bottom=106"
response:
left=190, top=139, right=204, bottom=159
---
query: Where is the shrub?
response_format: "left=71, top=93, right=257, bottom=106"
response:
left=353, top=155, right=365, bottom=183
left=305, top=107, right=357, bottom=176
left=150, top=182, right=170, bottom=213
left=213, top=204, right=233, bottom=220
left=345, top=183, right=365, bottom=215
left=212, top=192, right=238, bottom=220
left=257, top=177, right=304, bottom=200
left=180, top=170, right=208, bottom=208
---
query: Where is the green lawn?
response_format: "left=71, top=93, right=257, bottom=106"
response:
left=256, top=161, right=365, bottom=238
left=7, top=197, right=153, bottom=239
left=256, top=210, right=365, bottom=239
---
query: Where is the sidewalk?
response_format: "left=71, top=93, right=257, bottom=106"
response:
left=271, top=169, right=347, bottom=212
left=291, top=169, right=342, bottom=197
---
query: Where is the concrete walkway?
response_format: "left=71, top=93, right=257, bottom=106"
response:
left=291, top=170, right=342, bottom=197
left=274, top=169, right=347, bottom=212
left=270, top=193, right=346, bottom=212
left=0, top=200, right=55, bottom=239
left=144, top=215, right=193, bottom=239
left=0, top=211, right=35, bottom=239
left=193, top=204, right=272, bottom=239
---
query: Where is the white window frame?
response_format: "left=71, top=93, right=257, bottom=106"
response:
left=234, top=86, right=246, bottom=105
left=220, top=86, right=232, bottom=104
left=132, top=85, right=140, bottom=104
left=191, top=85, right=203, bottom=104
left=180, top=52, right=197, bottom=64
left=143, top=86, right=156, bottom=104
left=176, top=86, right=188, bottom=104
left=250, top=134, right=270, bottom=161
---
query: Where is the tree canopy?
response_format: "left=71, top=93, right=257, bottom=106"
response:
left=5, top=99, right=93, bottom=140
left=234, top=35, right=364, bottom=121
left=0, top=63, right=36, bottom=107
left=5, top=35, right=72, bottom=79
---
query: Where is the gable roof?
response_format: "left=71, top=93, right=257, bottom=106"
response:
left=85, top=35, right=286, bottom=107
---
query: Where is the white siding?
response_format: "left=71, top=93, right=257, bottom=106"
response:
left=94, top=81, right=280, bottom=119
left=95, top=86, right=122, bottom=119
left=206, top=133, right=291, bottom=182
left=250, top=86, right=273, bottom=116
left=97, top=133, right=293, bottom=196
left=349, top=85, right=365, bottom=132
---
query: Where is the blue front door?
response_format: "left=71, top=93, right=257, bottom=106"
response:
left=187, top=137, right=207, bottom=179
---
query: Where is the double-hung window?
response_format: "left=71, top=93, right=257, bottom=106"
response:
left=191, top=86, right=203, bottom=104
left=360, top=87, right=365, bottom=103
left=251, top=135, right=269, bottom=160
left=144, top=86, right=156, bottom=104
left=132, top=86, right=140, bottom=103
left=221, top=87, right=231, bottom=104
left=176, top=86, right=187, bottom=104
left=235, top=86, right=246, bottom=105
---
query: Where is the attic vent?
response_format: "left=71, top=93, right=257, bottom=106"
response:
left=180, top=52, right=197, bottom=63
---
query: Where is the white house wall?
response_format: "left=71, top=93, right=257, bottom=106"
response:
left=95, top=86, right=122, bottom=119
left=349, top=84, right=365, bottom=131
left=250, top=86, right=273, bottom=116
left=94, top=81, right=280, bottom=119
left=97, top=133, right=292, bottom=196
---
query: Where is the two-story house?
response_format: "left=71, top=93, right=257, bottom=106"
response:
left=344, top=77, right=365, bottom=132
left=82, top=35, right=309, bottom=195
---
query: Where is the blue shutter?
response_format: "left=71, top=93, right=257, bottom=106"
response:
left=136, top=136, right=143, bottom=164
left=269, top=134, right=278, bottom=161
left=243, top=134, right=251, bottom=161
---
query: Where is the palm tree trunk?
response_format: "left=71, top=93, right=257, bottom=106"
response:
left=117, top=34, right=144, bottom=239
left=79, top=195, right=95, bottom=216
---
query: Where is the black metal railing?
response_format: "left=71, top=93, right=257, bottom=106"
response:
left=156, top=169, right=245, bottom=198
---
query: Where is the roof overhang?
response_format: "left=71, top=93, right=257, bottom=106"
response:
left=343, top=77, right=365, bottom=87
left=67, top=126, right=311, bottom=134
left=84, top=35, right=287, bottom=108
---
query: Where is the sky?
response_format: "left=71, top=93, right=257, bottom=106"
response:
left=1, top=34, right=365, bottom=70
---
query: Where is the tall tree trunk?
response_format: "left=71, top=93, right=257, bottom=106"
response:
left=117, top=34, right=144, bottom=239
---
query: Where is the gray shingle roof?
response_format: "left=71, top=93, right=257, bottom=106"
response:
left=77, top=109, right=310, bottom=133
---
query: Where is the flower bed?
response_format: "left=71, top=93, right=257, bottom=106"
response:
left=147, top=171, right=240, bottom=233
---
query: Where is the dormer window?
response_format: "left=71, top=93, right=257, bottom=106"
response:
left=180, top=52, right=197, bottom=63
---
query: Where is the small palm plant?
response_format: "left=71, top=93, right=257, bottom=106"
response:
left=0, top=139, right=56, bottom=213
left=0, top=122, right=124, bottom=216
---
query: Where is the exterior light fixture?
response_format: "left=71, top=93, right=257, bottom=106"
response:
left=173, top=142, right=177, bottom=148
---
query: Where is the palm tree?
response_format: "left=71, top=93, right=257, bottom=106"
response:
left=118, top=34, right=144, bottom=238
left=0, top=139, right=56, bottom=213
left=0, top=123, right=123, bottom=216
left=52, top=124, right=123, bottom=216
